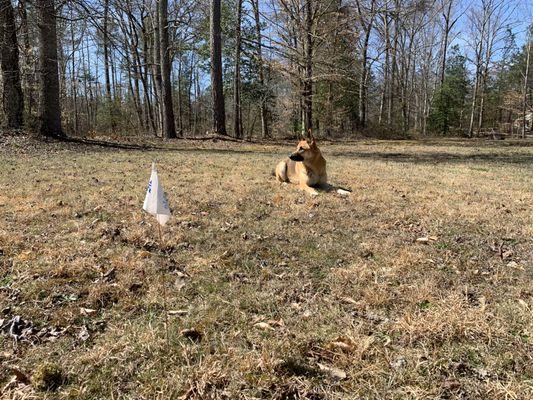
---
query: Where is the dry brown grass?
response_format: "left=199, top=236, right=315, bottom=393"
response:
left=0, top=136, right=532, bottom=399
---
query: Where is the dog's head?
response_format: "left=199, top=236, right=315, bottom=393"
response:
left=289, top=136, right=318, bottom=162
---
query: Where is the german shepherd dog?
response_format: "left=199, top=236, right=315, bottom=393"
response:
left=275, top=131, right=327, bottom=195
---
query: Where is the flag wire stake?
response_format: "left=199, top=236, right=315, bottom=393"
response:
left=158, top=223, right=170, bottom=348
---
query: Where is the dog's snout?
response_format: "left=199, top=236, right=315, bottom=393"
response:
left=289, top=152, right=304, bottom=162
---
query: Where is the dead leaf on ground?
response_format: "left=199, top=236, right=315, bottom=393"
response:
left=128, top=282, right=143, bottom=292
left=16, top=250, right=33, bottom=261
left=8, top=366, right=30, bottom=384
left=3, top=374, right=28, bottom=392
left=254, top=322, right=275, bottom=331
left=390, top=357, right=407, bottom=369
left=181, top=328, right=202, bottom=342
left=80, top=307, right=97, bottom=316
left=325, top=336, right=356, bottom=352
left=102, top=267, right=116, bottom=282
left=267, top=319, right=284, bottom=327
left=502, top=250, right=514, bottom=260
left=77, top=326, right=90, bottom=342
left=139, top=250, right=151, bottom=258
left=317, top=363, right=347, bottom=380
left=340, top=296, right=358, bottom=305
left=517, top=299, right=529, bottom=310
left=168, top=310, right=188, bottom=316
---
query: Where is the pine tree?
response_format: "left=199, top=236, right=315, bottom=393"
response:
left=428, top=46, right=469, bottom=135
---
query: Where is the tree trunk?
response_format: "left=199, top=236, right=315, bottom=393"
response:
left=303, top=0, right=313, bottom=134
left=139, top=17, right=157, bottom=134
left=103, top=0, right=112, bottom=102
left=176, top=55, right=183, bottom=134
left=69, top=5, right=78, bottom=134
left=233, top=0, right=243, bottom=139
left=522, top=36, right=531, bottom=138
left=19, top=0, right=34, bottom=118
left=159, top=0, right=177, bottom=138
left=151, top=16, right=163, bottom=135
left=356, top=0, right=375, bottom=129
left=388, top=2, right=399, bottom=126
left=187, top=55, right=194, bottom=131
left=0, top=0, right=24, bottom=129
left=252, top=0, right=269, bottom=138
left=37, top=0, right=62, bottom=137
left=210, top=0, right=226, bottom=135
left=123, top=31, right=143, bottom=131
left=440, top=0, right=456, bottom=85
left=379, top=9, right=390, bottom=124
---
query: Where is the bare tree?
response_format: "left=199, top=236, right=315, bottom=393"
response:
left=159, top=0, right=177, bottom=138
left=439, top=0, right=459, bottom=85
left=0, top=0, right=525, bottom=140
left=210, top=0, right=226, bottom=135
left=0, top=0, right=24, bottom=129
left=252, top=0, right=269, bottom=138
left=37, top=0, right=62, bottom=137
left=302, top=0, right=314, bottom=133
left=233, top=0, right=243, bottom=139
left=103, top=0, right=112, bottom=102
left=467, top=0, right=512, bottom=136
left=354, top=0, right=376, bottom=129
left=522, top=30, right=531, bottom=138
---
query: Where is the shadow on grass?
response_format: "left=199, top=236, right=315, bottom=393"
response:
left=58, top=136, right=282, bottom=156
left=53, top=136, right=533, bottom=166
left=329, top=150, right=533, bottom=165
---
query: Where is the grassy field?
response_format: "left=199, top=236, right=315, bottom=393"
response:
left=0, top=136, right=532, bottom=399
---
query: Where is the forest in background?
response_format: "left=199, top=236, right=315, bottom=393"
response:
left=0, top=0, right=532, bottom=140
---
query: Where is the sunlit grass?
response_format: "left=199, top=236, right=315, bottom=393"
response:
left=0, top=136, right=532, bottom=399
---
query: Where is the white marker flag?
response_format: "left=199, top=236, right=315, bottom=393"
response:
left=143, top=162, right=171, bottom=226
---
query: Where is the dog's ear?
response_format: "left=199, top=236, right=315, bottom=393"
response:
left=307, top=129, right=317, bottom=146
